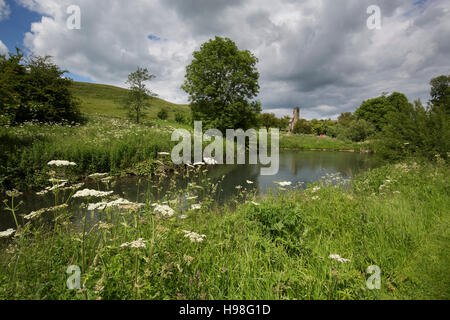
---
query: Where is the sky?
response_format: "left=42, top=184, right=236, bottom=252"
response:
left=0, top=0, right=449, bottom=119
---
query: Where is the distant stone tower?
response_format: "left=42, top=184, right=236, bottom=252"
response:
left=289, top=106, right=300, bottom=132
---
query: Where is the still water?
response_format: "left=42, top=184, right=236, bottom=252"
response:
left=0, top=150, right=379, bottom=230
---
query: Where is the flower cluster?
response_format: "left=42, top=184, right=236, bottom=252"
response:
left=153, top=204, right=175, bottom=217
left=47, top=160, right=77, bottom=167
left=0, top=228, right=16, bottom=238
left=183, top=230, right=206, bottom=243
left=73, top=189, right=114, bottom=198
left=120, top=238, right=146, bottom=248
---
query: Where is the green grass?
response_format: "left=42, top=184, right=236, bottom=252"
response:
left=70, top=81, right=190, bottom=120
left=0, top=161, right=448, bottom=299
left=280, top=133, right=373, bottom=152
left=0, top=116, right=179, bottom=192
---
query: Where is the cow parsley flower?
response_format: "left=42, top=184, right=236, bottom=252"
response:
left=154, top=204, right=175, bottom=217
left=182, top=230, right=206, bottom=243
left=204, top=157, right=218, bottom=165
left=0, top=228, right=15, bottom=238
left=47, top=160, right=77, bottom=167
left=73, top=189, right=114, bottom=198
left=120, top=238, right=146, bottom=248
left=329, top=254, right=351, bottom=263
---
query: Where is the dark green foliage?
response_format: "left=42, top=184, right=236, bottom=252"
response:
left=329, top=119, right=375, bottom=142
left=0, top=49, right=82, bottom=124
left=429, top=75, right=450, bottom=115
left=377, top=99, right=449, bottom=161
left=292, top=119, right=312, bottom=134
left=157, top=108, right=168, bottom=120
left=182, top=37, right=261, bottom=131
left=355, top=92, right=409, bottom=131
left=174, top=111, right=186, bottom=124
left=337, top=112, right=355, bottom=126
left=259, top=113, right=279, bottom=129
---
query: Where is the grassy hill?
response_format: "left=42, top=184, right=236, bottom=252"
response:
left=70, top=81, right=190, bottom=120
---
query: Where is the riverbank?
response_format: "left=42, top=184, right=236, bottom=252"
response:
left=0, top=115, right=375, bottom=193
left=279, top=133, right=373, bottom=152
left=0, top=161, right=448, bottom=299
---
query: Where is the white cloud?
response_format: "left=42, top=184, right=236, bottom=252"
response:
left=0, top=0, right=10, bottom=21
left=17, top=0, right=450, bottom=117
left=0, top=40, right=8, bottom=55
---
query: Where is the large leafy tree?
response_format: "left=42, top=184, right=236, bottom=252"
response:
left=0, top=49, right=81, bottom=124
left=429, top=75, right=449, bottom=114
left=182, top=36, right=261, bottom=131
left=355, top=92, right=409, bottom=131
left=124, top=67, right=157, bottom=124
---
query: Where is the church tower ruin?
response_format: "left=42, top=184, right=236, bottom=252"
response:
left=289, top=106, right=300, bottom=132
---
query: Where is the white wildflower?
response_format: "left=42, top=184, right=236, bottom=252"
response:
left=204, top=157, right=218, bottom=165
left=246, top=180, right=254, bottom=184
left=47, top=182, right=68, bottom=191
left=73, top=189, right=114, bottom=198
left=182, top=230, right=206, bottom=243
left=24, top=204, right=68, bottom=220
left=275, top=181, right=292, bottom=187
left=87, top=198, right=137, bottom=211
left=0, top=228, right=15, bottom=238
left=120, top=238, right=146, bottom=248
left=49, top=178, right=68, bottom=183
left=311, top=196, right=320, bottom=200
left=154, top=204, right=175, bottom=217
left=329, top=254, right=351, bottom=263
left=191, top=204, right=201, bottom=210
left=47, top=160, right=76, bottom=167
left=311, top=186, right=321, bottom=193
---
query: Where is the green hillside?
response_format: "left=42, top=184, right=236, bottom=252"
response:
left=70, top=81, right=190, bottom=120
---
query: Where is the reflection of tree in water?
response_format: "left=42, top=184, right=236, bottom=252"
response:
left=283, top=151, right=376, bottom=178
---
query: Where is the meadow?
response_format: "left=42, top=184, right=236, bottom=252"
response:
left=0, top=81, right=448, bottom=300
left=0, top=160, right=448, bottom=299
left=0, top=82, right=370, bottom=193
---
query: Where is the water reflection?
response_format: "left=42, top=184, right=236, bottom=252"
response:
left=0, top=151, right=379, bottom=229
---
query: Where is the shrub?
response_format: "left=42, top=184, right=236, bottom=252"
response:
left=0, top=49, right=82, bottom=124
left=157, top=108, right=168, bottom=120
left=292, top=119, right=312, bottom=134
left=174, top=111, right=186, bottom=124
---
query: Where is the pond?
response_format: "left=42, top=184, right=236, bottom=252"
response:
left=0, top=150, right=380, bottom=230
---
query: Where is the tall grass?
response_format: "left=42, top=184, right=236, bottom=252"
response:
left=279, top=133, right=373, bottom=152
left=0, top=116, right=176, bottom=192
left=0, top=161, right=448, bottom=300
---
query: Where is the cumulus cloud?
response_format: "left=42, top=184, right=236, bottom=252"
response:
left=18, top=0, right=450, bottom=118
left=0, top=40, right=8, bottom=55
left=0, top=0, right=11, bottom=21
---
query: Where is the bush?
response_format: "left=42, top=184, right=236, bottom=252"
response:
left=174, top=111, right=186, bottom=124
left=292, top=119, right=312, bottom=134
left=157, top=108, right=168, bottom=120
left=0, top=49, right=82, bottom=124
